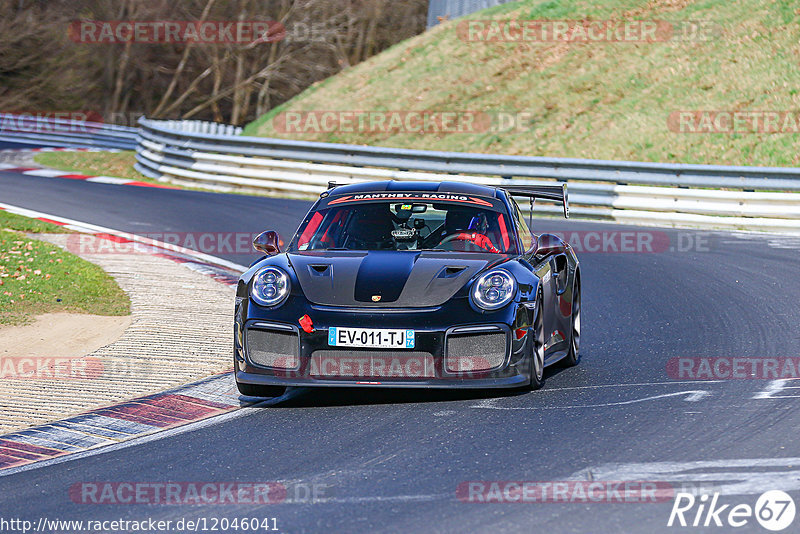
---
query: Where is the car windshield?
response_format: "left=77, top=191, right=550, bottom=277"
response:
left=289, top=200, right=518, bottom=254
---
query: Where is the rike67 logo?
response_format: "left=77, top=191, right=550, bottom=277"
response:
left=668, top=491, right=796, bottom=531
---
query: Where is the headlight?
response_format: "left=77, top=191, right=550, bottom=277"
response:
left=471, top=270, right=516, bottom=310
left=251, top=267, right=291, bottom=307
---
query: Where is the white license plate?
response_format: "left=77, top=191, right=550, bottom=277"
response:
left=328, top=327, right=415, bottom=349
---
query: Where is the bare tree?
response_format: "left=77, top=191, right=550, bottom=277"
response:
left=0, top=0, right=428, bottom=125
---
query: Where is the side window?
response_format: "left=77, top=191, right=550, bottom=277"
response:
left=511, top=198, right=534, bottom=252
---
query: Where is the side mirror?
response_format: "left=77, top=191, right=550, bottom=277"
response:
left=253, top=231, right=281, bottom=256
left=533, top=233, right=567, bottom=258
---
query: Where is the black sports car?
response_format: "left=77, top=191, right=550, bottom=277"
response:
left=234, top=180, right=580, bottom=397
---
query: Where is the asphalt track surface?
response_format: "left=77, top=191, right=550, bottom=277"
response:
left=2, top=168, right=800, bottom=533
left=0, top=140, right=46, bottom=150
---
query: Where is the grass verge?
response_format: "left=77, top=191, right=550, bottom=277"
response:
left=32, top=149, right=321, bottom=199
left=0, top=211, right=130, bottom=326
left=31, top=150, right=262, bottom=196
left=244, top=0, right=800, bottom=167
left=32, top=150, right=154, bottom=183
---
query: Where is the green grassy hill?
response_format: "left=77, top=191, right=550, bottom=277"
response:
left=243, top=0, right=800, bottom=167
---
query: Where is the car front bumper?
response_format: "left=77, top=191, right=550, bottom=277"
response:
left=234, top=303, right=532, bottom=389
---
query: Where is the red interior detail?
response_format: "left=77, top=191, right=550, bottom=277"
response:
left=298, top=212, right=324, bottom=247
left=498, top=213, right=510, bottom=251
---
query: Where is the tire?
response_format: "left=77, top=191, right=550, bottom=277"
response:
left=236, top=381, right=287, bottom=398
left=530, top=298, right=546, bottom=390
left=561, top=279, right=581, bottom=367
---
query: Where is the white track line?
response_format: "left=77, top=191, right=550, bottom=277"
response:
left=534, top=380, right=724, bottom=392
left=85, top=176, right=133, bottom=185
left=0, top=201, right=249, bottom=273
left=472, top=390, right=711, bottom=410
left=22, top=169, right=71, bottom=177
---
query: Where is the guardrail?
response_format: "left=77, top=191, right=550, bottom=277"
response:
left=135, top=118, right=800, bottom=233
left=0, top=114, right=138, bottom=150
left=2, top=112, right=797, bottom=232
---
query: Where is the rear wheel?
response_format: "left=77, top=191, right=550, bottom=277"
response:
left=562, top=279, right=581, bottom=367
left=530, top=298, right=546, bottom=390
left=236, top=382, right=286, bottom=398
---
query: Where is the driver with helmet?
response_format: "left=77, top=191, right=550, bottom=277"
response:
left=437, top=206, right=500, bottom=253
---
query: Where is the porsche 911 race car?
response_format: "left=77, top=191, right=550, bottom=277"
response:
left=234, top=180, right=580, bottom=397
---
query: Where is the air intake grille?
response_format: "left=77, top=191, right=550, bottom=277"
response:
left=446, top=331, right=507, bottom=372
left=246, top=329, right=299, bottom=369
left=310, top=351, right=434, bottom=378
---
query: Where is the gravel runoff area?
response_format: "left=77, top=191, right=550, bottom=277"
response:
left=0, top=233, right=235, bottom=433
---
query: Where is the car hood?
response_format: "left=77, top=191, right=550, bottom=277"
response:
left=288, top=250, right=505, bottom=307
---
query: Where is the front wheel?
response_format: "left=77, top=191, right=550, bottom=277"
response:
left=529, top=299, right=546, bottom=390
left=236, top=381, right=286, bottom=398
left=561, top=279, right=581, bottom=367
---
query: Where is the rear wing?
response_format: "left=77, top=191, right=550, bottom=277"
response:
left=502, top=184, right=569, bottom=219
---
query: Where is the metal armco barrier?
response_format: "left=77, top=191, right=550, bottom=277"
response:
left=135, top=118, right=800, bottom=233
left=3, top=112, right=798, bottom=233
left=427, top=0, right=514, bottom=28
left=0, top=114, right=138, bottom=150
